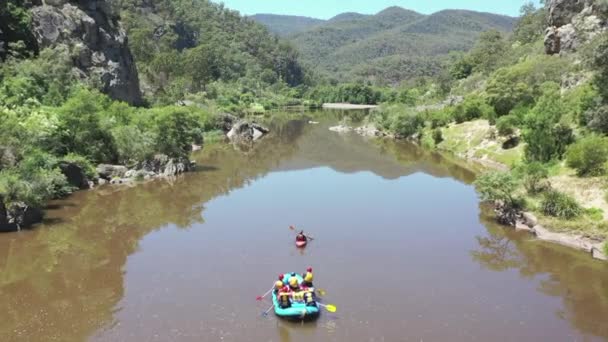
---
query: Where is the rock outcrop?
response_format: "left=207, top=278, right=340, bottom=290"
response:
left=59, top=161, right=91, bottom=189
left=227, top=121, right=270, bottom=144
left=545, top=0, right=607, bottom=54
left=29, top=0, right=143, bottom=105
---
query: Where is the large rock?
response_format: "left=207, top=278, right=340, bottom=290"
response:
left=545, top=0, right=607, bottom=55
left=216, top=113, right=239, bottom=132
left=30, top=0, right=143, bottom=105
left=5, top=202, right=43, bottom=230
left=227, top=121, right=269, bottom=144
left=96, top=164, right=128, bottom=180
left=141, top=154, right=190, bottom=176
left=59, top=161, right=90, bottom=189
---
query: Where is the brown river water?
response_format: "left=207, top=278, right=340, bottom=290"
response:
left=1, top=111, right=608, bottom=342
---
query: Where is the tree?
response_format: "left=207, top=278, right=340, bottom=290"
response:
left=512, top=3, right=547, bottom=45
left=566, top=134, right=608, bottom=176
left=468, top=30, right=508, bottom=75
left=153, top=107, right=203, bottom=160
left=523, top=83, right=574, bottom=162
left=513, top=162, right=549, bottom=194
left=474, top=171, right=521, bottom=225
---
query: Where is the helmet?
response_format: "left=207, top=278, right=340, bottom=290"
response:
left=304, top=273, right=313, bottom=283
left=278, top=274, right=284, bottom=281
left=275, top=280, right=284, bottom=289
left=306, top=267, right=313, bottom=273
left=289, top=277, right=299, bottom=288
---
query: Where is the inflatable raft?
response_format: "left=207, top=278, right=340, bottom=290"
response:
left=272, top=273, right=320, bottom=320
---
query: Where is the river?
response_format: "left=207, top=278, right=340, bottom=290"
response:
left=1, top=111, right=607, bottom=342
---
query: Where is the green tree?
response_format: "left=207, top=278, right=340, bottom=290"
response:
left=566, top=134, right=608, bottom=176
left=152, top=107, right=203, bottom=160
left=523, top=83, right=574, bottom=162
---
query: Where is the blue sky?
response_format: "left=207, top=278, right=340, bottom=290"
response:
left=214, top=0, right=541, bottom=19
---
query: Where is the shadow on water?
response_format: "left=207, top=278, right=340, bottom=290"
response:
left=0, top=110, right=606, bottom=341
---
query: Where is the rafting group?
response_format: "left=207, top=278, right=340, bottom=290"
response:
left=257, top=226, right=336, bottom=320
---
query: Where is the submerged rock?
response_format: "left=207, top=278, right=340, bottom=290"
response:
left=5, top=202, right=43, bottom=230
left=329, top=125, right=353, bottom=133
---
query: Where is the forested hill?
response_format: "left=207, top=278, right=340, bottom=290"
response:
left=252, top=6, right=517, bottom=84
left=249, top=14, right=324, bottom=36
left=109, top=0, right=308, bottom=103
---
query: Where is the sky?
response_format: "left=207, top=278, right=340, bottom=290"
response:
left=214, top=0, right=542, bottom=19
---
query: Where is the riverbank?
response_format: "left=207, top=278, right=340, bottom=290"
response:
left=322, top=103, right=379, bottom=110
left=337, top=119, right=608, bottom=261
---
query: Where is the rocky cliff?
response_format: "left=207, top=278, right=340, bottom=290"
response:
left=0, top=0, right=143, bottom=105
left=545, top=0, right=608, bottom=54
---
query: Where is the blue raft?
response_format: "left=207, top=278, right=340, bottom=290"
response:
left=272, top=273, right=320, bottom=320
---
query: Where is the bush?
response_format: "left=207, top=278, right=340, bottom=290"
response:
left=432, top=128, right=443, bottom=145
left=474, top=171, right=518, bottom=206
left=514, top=162, right=549, bottom=194
left=585, top=207, right=604, bottom=221
left=541, top=190, right=583, bottom=219
left=390, top=109, right=424, bottom=138
left=496, top=115, right=520, bottom=136
left=112, top=125, right=156, bottom=165
left=452, top=96, right=493, bottom=123
left=152, top=107, right=204, bottom=159
left=565, top=135, right=608, bottom=176
left=585, top=105, right=608, bottom=134
left=62, top=153, right=97, bottom=179
left=427, top=108, right=453, bottom=128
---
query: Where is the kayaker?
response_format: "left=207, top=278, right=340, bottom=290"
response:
left=296, top=230, right=307, bottom=244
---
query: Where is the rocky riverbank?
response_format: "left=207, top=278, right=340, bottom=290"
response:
left=0, top=116, right=269, bottom=232
left=328, top=120, right=608, bottom=262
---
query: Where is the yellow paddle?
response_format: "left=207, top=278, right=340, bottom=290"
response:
left=316, top=288, right=327, bottom=296
left=318, top=303, right=337, bottom=313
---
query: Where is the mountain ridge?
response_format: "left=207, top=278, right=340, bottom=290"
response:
left=251, top=6, right=518, bottom=84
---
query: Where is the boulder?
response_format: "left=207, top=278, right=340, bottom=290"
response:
left=227, top=121, right=270, bottom=144
left=548, top=0, right=586, bottom=27
left=592, top=244, right=607, bottom=261
left=329, top=125, right=353, bottom=133
left=6, top=202, right=43, bottom=229
left=216, top=113, right=239, bottom=132
left=58, top=161, right=90, bottom=189
left=522, top=212, right=538, bottom=228
left=97, top=164, right=128, bottom=180
left=141, top=154, right=190, bottom=176
left=30, top=0, right=143, bottom=105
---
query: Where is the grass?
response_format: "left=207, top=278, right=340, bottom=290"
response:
left=473, top=145, right=524, bottom=168
left=438, top=120, right=490, bottom=155
left=536, top=213, right=608, bottom=239
left=604, top=242, right=608, bottom=256
left=202, top=130, right=226, bottom=145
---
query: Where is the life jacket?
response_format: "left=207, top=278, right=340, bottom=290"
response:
left=304, top=291, right=316, bottom=307
left=296, top=234, right=307, bottom=242
left=278, top=292, right=291, bottom=308
left=302, top=272, right=313, bottom=287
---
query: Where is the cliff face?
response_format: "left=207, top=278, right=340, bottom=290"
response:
left=545, top=0, right=607, bottom=54
left=0, top=0, right=143, bottom=105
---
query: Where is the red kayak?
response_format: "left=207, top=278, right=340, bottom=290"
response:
left=296, top=239, right=307, bottom=248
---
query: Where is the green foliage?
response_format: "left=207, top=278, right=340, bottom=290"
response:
left=565, top=134, right=608, bottom=177
left=585, top=207, right=604, bottom=222
left=62, top=153, right=97, bottom=180
left=112, top=126, right=156, bottom=166
left=512, top=3, right=547, bottom=45
left=513, top=162, right=549, bottom=194
left=474, top=171, right=518, bottom=207
left=541, top=190, right=583, bottom=219
left=432, top=128, right=443, bottom=145
left=55, top=88, right=118, bottom=163
left=390, top=109, right=424, bottom=138
left=467, top=30, right=509, bottom=75
left=485, top=56, right=567, bottom=115
left=523, top=83, right=574, bottom=162
left=604, top=242, right=608, bottom=257
left=307, top=83, right=384, bottom=105
left=584, top=105, right=608, bottom=133
left=589, top=32, right=608, bottom=102
left=151, top=107, right=204, bottom=160
left=452, top=95, right=493, bottom=123
left=496, top=115, right=520, bottom=136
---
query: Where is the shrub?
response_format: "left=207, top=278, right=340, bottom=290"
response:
left=390, top=109, right=424, bottom=138
left=432, top=128, right=444, bottom=145
left=585, top=105, right=608, bottom=134
left=474, top=171, right=518, bottom=206
left=565, top=135, right=608, bottom=176
left=585, top=207, right=604, bottom=222
left=452, top=96, right=492, bottom=123
left=62, top=153, right=97, bottom=179
left=153, top=107, right=204, bottom=159
left=427, top=108, right=453, bottom=128
left=112, top=125, right=156, bottom=165
left=496, top=115, right=520, bottom=136
left=514, top=162, right=549, bottom=194
left=541, top=190, right=583, bottom=219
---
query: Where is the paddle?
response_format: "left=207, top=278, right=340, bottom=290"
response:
left=261, top=304, right=274, bottom=317
left=316, top=288, right=327, bottom=296
left=318, top=303, right=337, bottom=313
left=256, top=287, right=273, bottom=301
left=289, top=225, right=315, bottom=240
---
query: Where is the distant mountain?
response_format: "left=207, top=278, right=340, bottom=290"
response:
left=249, top=14, right=325, bottom=36
left=252, top=7, right=517, bottom=84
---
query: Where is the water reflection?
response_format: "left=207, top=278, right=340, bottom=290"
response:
left=473, top=208, right=608, bottom=339
left=0, top=111, right=606, bottom=341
